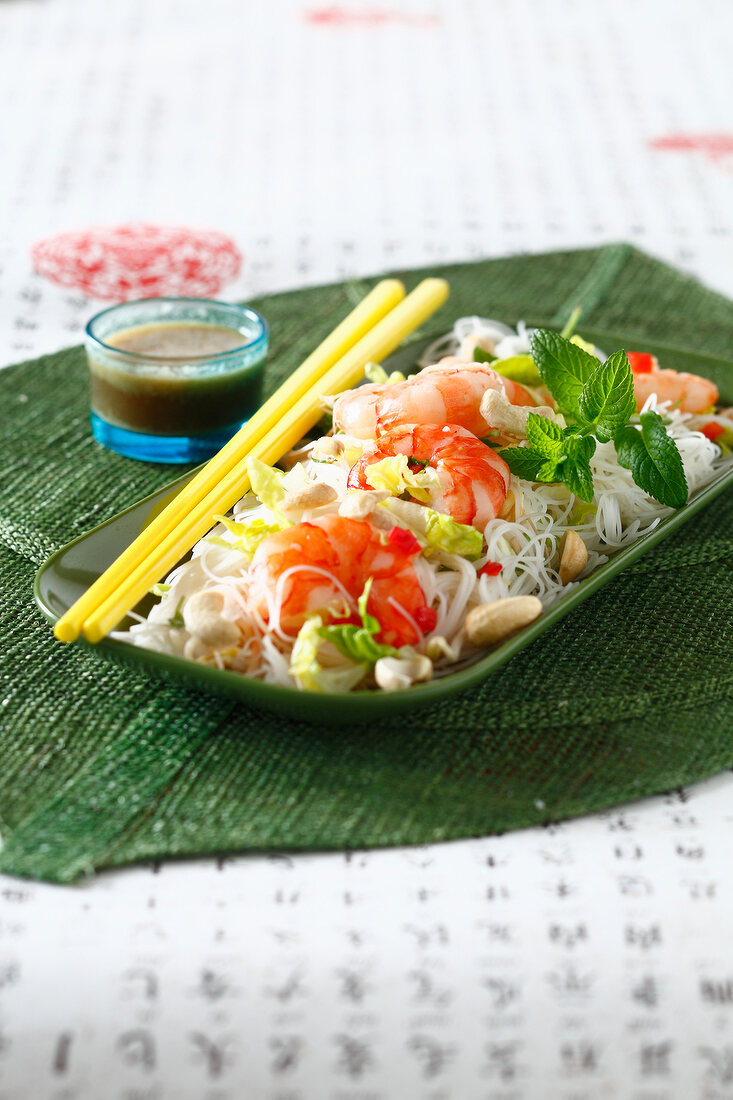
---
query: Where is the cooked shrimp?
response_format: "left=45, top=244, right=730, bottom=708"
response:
left=628, top=351, right=719, bottom=413
left=333, top=358, right=536, bottom=439
left=246, top=514, right=435, bottom=647
left=347, top=423, right=510, bottom=530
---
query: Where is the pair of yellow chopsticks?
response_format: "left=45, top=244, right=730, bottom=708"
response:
left=55, top=276, right=450, bottom=645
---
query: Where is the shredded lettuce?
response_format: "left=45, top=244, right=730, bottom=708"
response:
left=246, top=456, right=288, bottom=517
left=423, top=511, right=483, bottom=559
left=716, top=426, right=733, bottom=456
left=363, top=453, right=440, bottom=502
left=570, top=334, right=598, bottom=356
left=208, top=514, right=284, bottom=557
left=318, top=578, right=399, bottom=665
left=290, top=615, right=368, bottom=693
left=365, top=361, right=407, bottom=385
left=381, top=498, right=483, bottom=561
left=493, top=355, right=542, bottom=387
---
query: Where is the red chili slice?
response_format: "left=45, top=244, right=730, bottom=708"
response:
left=478, top=560, right=502, bottom=577
left=415, top=606, right=438, bottom=634
left=627, top=351, right=656, bottom=374
left=387, top=526, right=421, bottom=556
left=701, top=421, right=725, bottom=441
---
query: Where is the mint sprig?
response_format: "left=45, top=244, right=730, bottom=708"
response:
left=530, top=329, right=597, bottom=421
left=615, top=411, right=688, bottom=508
left=499, top=330, right=689, bottom=508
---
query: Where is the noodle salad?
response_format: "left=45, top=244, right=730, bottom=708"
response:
left=116, top=316, right=733, bottom=693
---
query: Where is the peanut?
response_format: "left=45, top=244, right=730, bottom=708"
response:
left=559, top=530, right=588, bottom=585
left=183, top=590, right=239, bottom=648
left=465, top=595, right=542, bottom=647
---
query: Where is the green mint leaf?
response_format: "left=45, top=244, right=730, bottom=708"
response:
left=577, top=349, right=636, bottom=443
left=561, top=457, right=595, bottom=503
left=499, top=447, right=547, bottom=481
left=473, top=345, right=496, bottom=363
left=530, top=329, right=598, bottom=420
left=525, top=413, right=566, bottom=459
left=615, top=410, right=688, bottom=508
left=566, top=433, right=597, bottom=464
left=537, top=459, right=563, bottom=481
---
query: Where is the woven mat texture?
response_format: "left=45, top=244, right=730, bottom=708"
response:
left=1, top=245, right=732, bottom=883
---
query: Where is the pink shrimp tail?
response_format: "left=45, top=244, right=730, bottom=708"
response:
left=247, top=514, right=432, bottom=648
left=348, top=423, right=509, bottom=529
left=333, top=360, right=536, bottom=440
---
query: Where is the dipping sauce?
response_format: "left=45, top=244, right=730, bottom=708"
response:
left=88, top=321, right=265, bottom=436
left=106, top=321, right=247, bottom=359
left=85, top=298, right=269, bottom=463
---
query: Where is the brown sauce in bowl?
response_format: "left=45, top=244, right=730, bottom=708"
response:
left=88, top=322, right=265, bottom=436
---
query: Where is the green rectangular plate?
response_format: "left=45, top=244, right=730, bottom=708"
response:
left=34, top=326, right=733, bottom=724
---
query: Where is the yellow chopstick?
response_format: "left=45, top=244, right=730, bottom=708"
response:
left=83, top=277, right=449, bottom=643
left=54, top=278, right=406, bottom=643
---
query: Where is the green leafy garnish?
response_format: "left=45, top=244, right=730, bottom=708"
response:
left=362, top=453, right=440, bottom=502
left=245, top=456, right=288, bottom=519
left=560, top=305, right=582, bottom=339
left=530, top=329, right=598, bottom=421
left=365, top=361, right=407, bottom=385
left=577, top=349, right=636, bottom=443
left=423, top=511, right=483, bottom=560
left=290, top=616, right=368, bottom=693
left=615, top=410, right=688, bottom=508
left=472, top=346, right=496, bottom=363
left=318, top=578, right=399, bottom=665
left=208, top=514, right=284, bottom=557
left=493, top=354, right=542, bottom=387
left=499, top=330, right=688, bottom=508
left=168, top=597, right=185, bottom=629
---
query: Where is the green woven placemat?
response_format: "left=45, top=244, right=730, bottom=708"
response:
left=1, top=244, right=732, bottom=883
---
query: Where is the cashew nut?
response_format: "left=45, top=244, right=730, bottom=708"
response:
left=374, top=654, right=433, bottom=692
left=313, top=435, right=342, bottom=458
left=559, top=530, right=588, bottom=585
left=465, top=595, right=543, bottom=647
left=480, top=389, right=555, bottom=438
left=281, top=481, right=337, bottom=516
left=183, top=589, right=239, bottom=648
left=338, top=489, right=391, bottom=520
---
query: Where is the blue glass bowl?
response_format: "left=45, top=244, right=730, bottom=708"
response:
left=85, top=297, right=268, bottom=463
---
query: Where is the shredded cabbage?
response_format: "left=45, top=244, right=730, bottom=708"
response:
left=319, top=578, right=399, bottom=665
left=424, top=511, right=483, bottom=559
left=492, top=354, right=542, bottom=387
left=246, top=456, right=288, bottom=517
left=207, top=514, right=284, bottom=557
left=365, top=361, right=407, bottom=385
left=363, top=453, right=440, bottom=502
left=290, top=615, right=368, bottom=692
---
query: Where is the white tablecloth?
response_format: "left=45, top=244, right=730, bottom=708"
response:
left=1, top=2, right=733, bottom=1096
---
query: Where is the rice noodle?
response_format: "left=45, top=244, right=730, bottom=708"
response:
left=115, top=317, right=732, bottom=692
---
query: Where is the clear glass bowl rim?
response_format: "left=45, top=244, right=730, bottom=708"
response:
left=85, top=297, right=268, bottom=365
